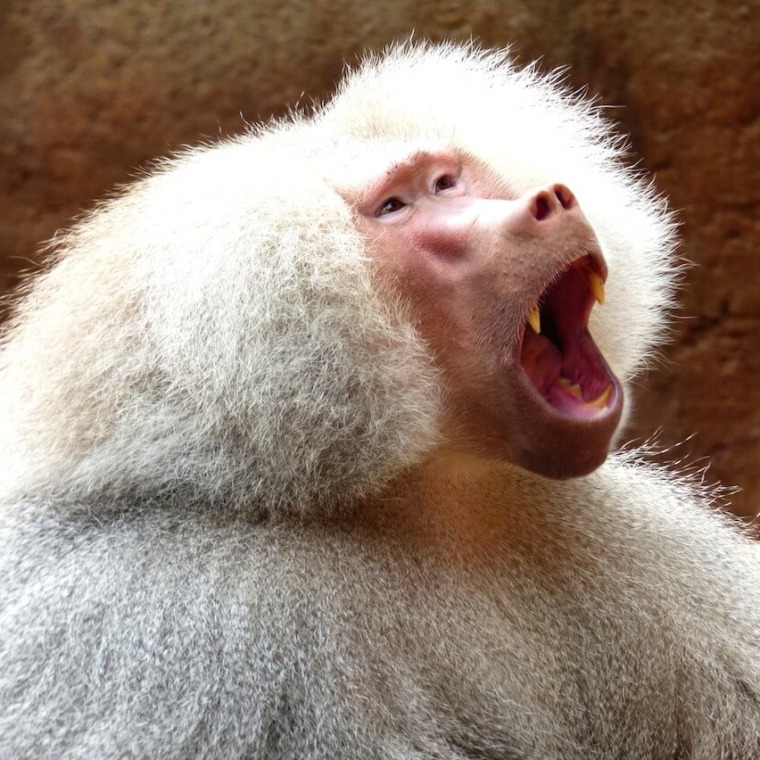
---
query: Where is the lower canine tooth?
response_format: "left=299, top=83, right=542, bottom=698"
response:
left=527, top=303, right=541, bottom=334
left=585, top=384, right=612, bottom=408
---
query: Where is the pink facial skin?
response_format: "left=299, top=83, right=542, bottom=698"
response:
left=355, top=150, right=622, bottom=479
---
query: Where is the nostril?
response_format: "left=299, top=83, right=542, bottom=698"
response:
left=553, top=183, right=575, bottom=210
left=534, top=194, right=552, bottom=221
left=530, top=184, right=576, bottom=221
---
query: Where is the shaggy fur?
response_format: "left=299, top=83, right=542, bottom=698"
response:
left=1, top=43, right=758, bottom=759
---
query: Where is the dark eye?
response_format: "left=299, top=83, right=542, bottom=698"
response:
left=377, top=197, right=407, bottom=216
left=434, top=175, right=457, bottom=193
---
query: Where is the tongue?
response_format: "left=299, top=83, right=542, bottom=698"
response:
left=520, top=330, right=561, bottom=394
left=521, top=326, right=614, bottom=418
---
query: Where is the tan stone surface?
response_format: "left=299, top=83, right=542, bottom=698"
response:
left=1, top=0, right=757, bottom=519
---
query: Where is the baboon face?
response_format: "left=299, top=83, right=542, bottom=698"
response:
left=354, top=148, right=622, bottom=478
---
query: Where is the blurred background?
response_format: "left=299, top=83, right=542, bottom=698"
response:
left=0, top=1, right=757, bottom=521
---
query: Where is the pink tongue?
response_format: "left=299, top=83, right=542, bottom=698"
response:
left=520, top=330, right=561, bottom=394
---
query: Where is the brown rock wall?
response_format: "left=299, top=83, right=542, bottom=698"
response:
left=1, top=0, right=757, bottom=519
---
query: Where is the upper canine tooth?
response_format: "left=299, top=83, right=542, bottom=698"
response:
left=527, top=303, right=541, bottom=334
left=581, top=267, right=606, bottom=305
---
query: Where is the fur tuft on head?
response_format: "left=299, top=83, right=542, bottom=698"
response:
left=320, top=41, right=679, bottom=385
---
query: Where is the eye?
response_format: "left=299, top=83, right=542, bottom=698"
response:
left=377, top=197, right=407, bottom=216
left=434, top=174, right=457, bottom=193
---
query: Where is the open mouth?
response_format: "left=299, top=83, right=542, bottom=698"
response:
left=519, top=253, right=617, bottom=419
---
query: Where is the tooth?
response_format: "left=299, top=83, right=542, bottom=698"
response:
left=585, top=384, right=612, bottom=409
left=527, top=303, right=541, bottom=334
left=557, top=377, right=582, bottom=398
left=581, top=266, right=606, bottom=305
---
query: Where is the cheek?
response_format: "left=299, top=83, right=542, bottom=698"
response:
left=367, top=245, right=472, bottom=368
left=365, top=224, right=461, bottom=306
left=409, top=218, right=472, bottom=262
left=392, top=270, right=492, bottom=392
left=362, top=221, right=502, bottom=376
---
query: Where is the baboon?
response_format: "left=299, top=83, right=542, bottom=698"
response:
left=1, top=43, right=758, bottom=759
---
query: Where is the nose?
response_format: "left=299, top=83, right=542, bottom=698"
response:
left=529, top=184, right=576, bottom=221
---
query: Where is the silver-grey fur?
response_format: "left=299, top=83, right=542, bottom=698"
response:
left=1, top=43, right=758, bottom=759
